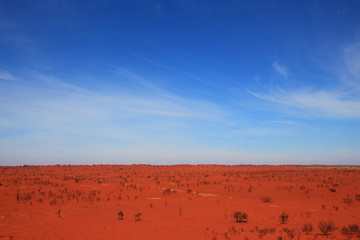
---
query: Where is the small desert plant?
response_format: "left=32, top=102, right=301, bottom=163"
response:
left=343, top=197, right=353, bottom=206
left=318, top=220, right=336, bottom=236
left=342, top=224, right=360, bottom=239
left=118, top=210, right=124, bottom=220
left=355, top=194, right=360, bottom=201
left=135, top=212, right=142, bottom=221
left=349, top=224, right=360, bottom=234
left=279, top=212, right=289, bottom=224
left=163, top=188, right=171, bottom=195
left=301, top=223, right=313, bottom=235
left=283, top=228, right=296, bottom=239
left=341, top=226, right=353, bottom=240
left=257, top=228, right=268, bottom=239
left=256, top=227, right=276, bottom=239
left=262, top=196, right=272, bottom=203
left=233, top=211, right=248, bottom=223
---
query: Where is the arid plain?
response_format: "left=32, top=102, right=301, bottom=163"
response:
left=0, top=165, right=359, bottom=240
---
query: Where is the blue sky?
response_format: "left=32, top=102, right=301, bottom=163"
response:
left=0, top=0, right=360, bottom=165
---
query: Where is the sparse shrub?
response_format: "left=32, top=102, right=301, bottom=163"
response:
left=342, top=224, right=360, bottom=239
left=233, top=211, right=248, bottom=223
left=301, top=223, right=313, bottom=235
left=268, top=228, right=276, bottom=234
left=163, top=188, right=171, bottom=195
left=341, top=226, right=353, bottom=240
left=262, top=196, right=272, bottom=203
left=343, top=197, right=353, bottom=205
left=135, top=212, right=142, bottom=221
left=318, top=220, right=336, bottom=236
left=257, top=228, right=268, bottom=239
left=349, top=224, right=360, bottom=234
left=256, top=227, right=276, bottom=239
left=355, top=194, right=360, bottom=201
left=228, top=226, right=238, bottom=235
left=279, top=212, right=289, bottom=224
left=283, top=228, right=296, bottom=239
left=118, top=210, right=124, bottom=220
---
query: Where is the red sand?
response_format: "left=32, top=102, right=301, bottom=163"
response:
left=0, top=165, right=359, bottom=240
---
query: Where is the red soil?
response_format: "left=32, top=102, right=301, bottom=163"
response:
left=0, top=165, right=359, bottom=240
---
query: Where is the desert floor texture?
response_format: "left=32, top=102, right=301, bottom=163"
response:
left=0, top=165, right=359, bottom=240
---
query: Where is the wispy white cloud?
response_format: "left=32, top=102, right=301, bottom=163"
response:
left=1, top=64, right=359, bottom=165
left=0, top=69, right=20, bottom=81
left=272, top=61, right=288, bottom=78
left=344, top=42, right=360, bottom=88
left=0, top=69, right=227, bottom=139
left=250, top=44, right=360, bottom=119
left=250, top=89, right=360, bottom=119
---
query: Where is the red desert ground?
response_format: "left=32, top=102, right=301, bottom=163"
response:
left=0, top=165, right=359, bottom=240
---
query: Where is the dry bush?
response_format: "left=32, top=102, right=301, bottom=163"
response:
left=163, top=188, right=171, bottom=195
left=134, top=212, right=142, bottom=221
left=318, top=220, right=336, bottom=236
left=233, top=211, right=248, bottom=223
left=256, top=227, right=276, bottom=239
left=341, top=226, right=353, bottom=240
left=279, top=212, right=289, bottom=224
left=301, top=223, right=313, bottom=235
left=342, top=225, right=360, bottom=239
left=343, top=197, right=353, bottom=205
left=355, top=194, right=360, bottom=201
left=283, top=228, right=296, bottom=239
left=118, top=210, right=124, bottom=220
left=261, top=196, right=272, bottom=203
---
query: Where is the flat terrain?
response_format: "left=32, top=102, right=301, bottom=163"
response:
left=0, top=165, right=359, bottom=240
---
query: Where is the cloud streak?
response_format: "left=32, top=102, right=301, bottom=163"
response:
left=273, top=61, right=288, bottom=78
left=0, top=70, right=20, bottom=81
left=0, top=68, right=227, bottom=144
left=250, top=44, right=360, bottom=120
left=344, top=42, right=360, bottom=89
left=250, top=89, right=360, bottom=119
